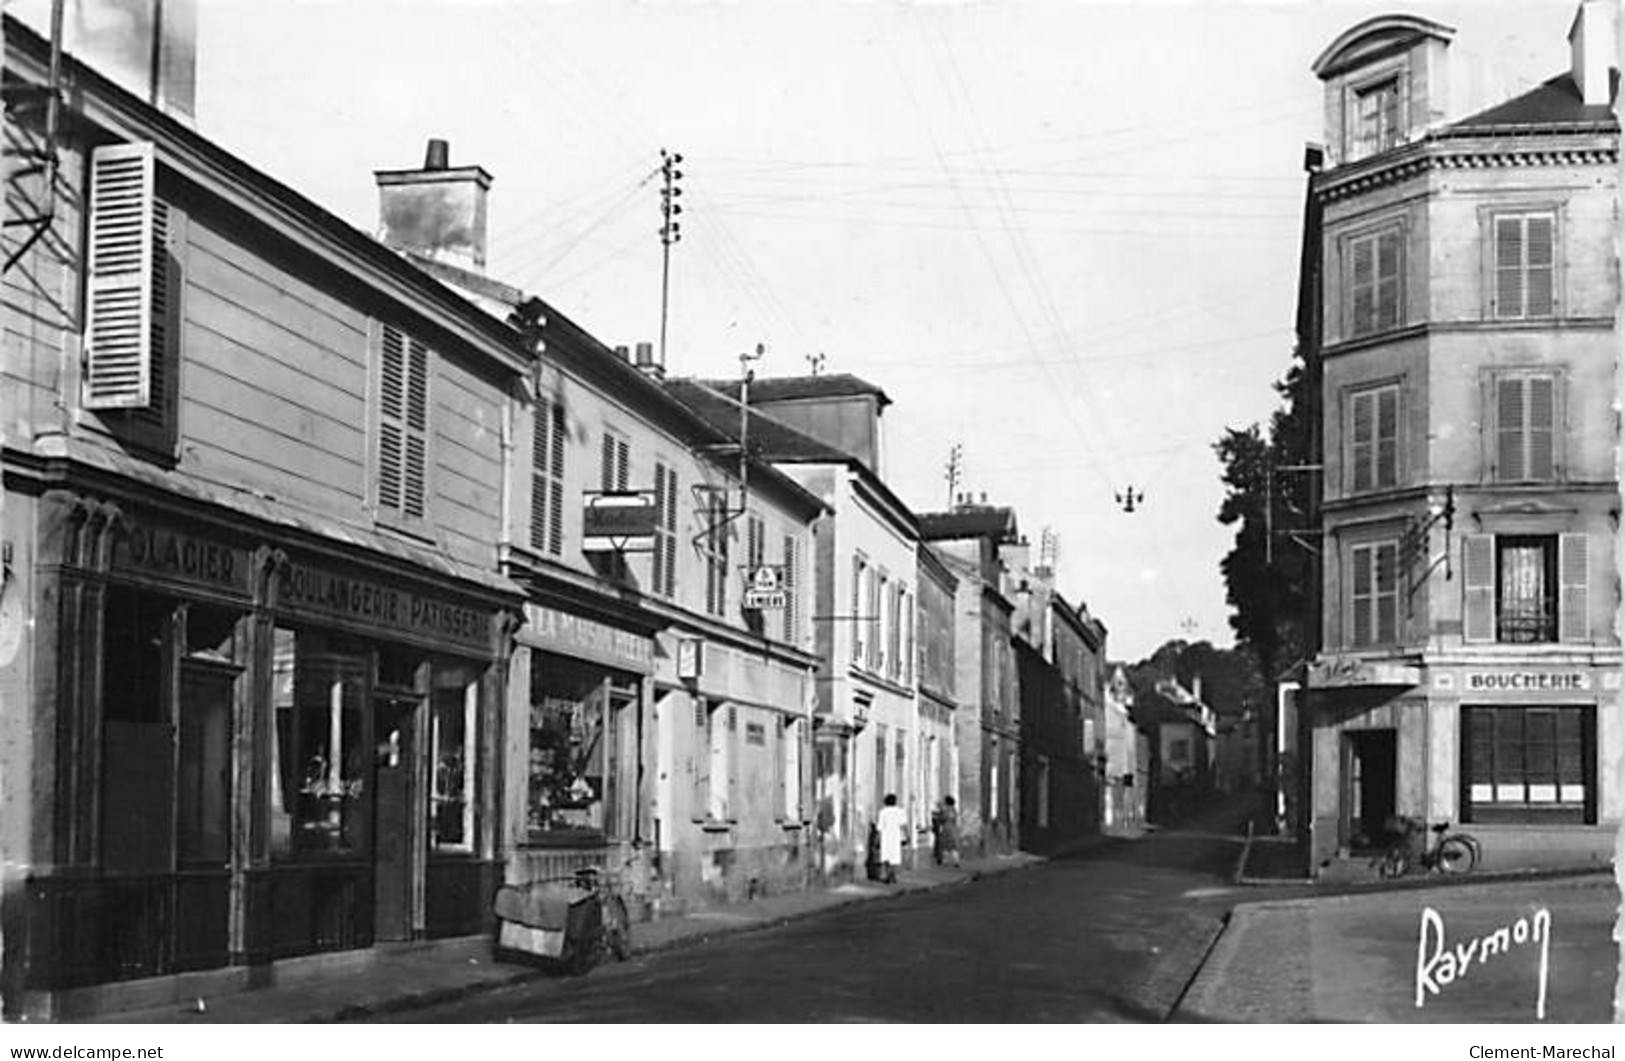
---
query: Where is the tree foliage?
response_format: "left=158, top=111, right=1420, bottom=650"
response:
left=1214, top=354, right=1315, bottom=686
left=1126, top=638, right=1267, bottom=719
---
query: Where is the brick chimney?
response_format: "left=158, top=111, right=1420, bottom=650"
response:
left=1568, top=0, right=1617, bottom=107
left=634, top=341, right=665, bottom=380
left=375, top=139, right=492, bottom=272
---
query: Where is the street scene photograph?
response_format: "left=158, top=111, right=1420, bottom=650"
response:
left=0, top=0, right=1620, bottom=1032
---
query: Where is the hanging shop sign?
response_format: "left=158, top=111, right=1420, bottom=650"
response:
left=1306, top=656, right=1421, bottom=690
left=278, top=560, right=492, bottom=651
left=519, top=603, right=654, bottom=674
left=742, top=564, right=786, bottom=610
left=110, top=516, right=252, bottom=598
left=581, top=492, right=658, bottom=553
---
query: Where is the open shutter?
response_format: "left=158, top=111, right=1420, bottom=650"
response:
left=663, top=466, right=678, bottom=594
left=691, top=701, right=710, bottom=822
left=547, top=403, right=565, bottom=555
left=377, top=325, right=406, bottom=513
left=403, top=338, right=429, bottom=518
left=539, top=396, right=559, bottom=545
left=1462, top=534, right=1495, bottom=643
left=1351, top=547, right=1372, bottom=645
left=773, top=716, right=787, bottom=823
left=782, top=534, right=797, bottom=643
left=652, top=462, right=668, bottom=592
left=1559, top=533, right=1589, bottom=643
left=726, top=705, right=740, bottom=822
left=85, top=142, right=158, bottom=409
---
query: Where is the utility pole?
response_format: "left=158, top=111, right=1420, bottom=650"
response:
left=806, top=352, right=826, bottom=376
left=658, top=149, right=683, bottom=372
left=944, top=443, right=963, bottom=506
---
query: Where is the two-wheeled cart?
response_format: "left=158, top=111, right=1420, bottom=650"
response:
left=492, top=867, right=630, bottom=975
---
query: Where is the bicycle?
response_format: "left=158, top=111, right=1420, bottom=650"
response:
left=1375, top=816, right=1481, bottom=878
left=493, top=862, right=632, bottom=975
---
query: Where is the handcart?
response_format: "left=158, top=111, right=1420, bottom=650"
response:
left=492, top=867, right=630, bottom=974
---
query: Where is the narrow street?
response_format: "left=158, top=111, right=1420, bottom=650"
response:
left=379, top=801, right=1256, bottom=1023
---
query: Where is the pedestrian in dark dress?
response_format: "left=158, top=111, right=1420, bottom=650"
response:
left=931, top=795, right=960, bottom=867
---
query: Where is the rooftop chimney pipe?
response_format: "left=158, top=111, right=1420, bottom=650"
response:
left=424, top=138, right=450, bottom=170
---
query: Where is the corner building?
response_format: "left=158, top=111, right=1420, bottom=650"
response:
left=1303, top=5, right=1620, bottom=872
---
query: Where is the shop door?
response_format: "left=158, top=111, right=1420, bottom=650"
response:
left=373, top=695, right=418, bottom=941
left=1340, top=729, right=1396, bottom=852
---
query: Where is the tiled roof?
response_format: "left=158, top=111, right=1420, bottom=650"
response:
left=916, top=507, right=1019, bottom=543
left=1442, top=71, right=1619, bottom=134
left=698, top=373, right=892, bottom=408
left=663, top=379, right=854, bottom=463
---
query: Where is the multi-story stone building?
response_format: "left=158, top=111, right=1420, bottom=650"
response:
left=915, top=543, right=960, bottom=858
left=1302, top=3, right=1619, bottom=871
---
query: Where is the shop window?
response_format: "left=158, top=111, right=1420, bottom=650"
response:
left=1462, top=706, right=1594, bottom=824
left=269, top=628, right=367, bottom=856
left=430, top=665, right=479, bottom=852
left=527, top=673, right=612, bottom=843
left=101, top=587, right=174, bottom=874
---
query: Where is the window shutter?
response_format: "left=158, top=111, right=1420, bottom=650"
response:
left=1462, top=534, right=1495, bottom=643
left=1558, top=533, right=1589, bottom=643
left=548, top=404, right=565, bottom=555
left=652, top=462, right=668, bottom=593
left=1376, top=387, right=1398, bottom=488
left=692, top=701, right=710, bottom=822
left=1526, top=377, right=1554, bottom=481
left=663, top=466, right=678, bottom=596
left=1351, top=237, right=1374, bottom=332
left=727, top=706, right=739, bottom=822
left=600, top=432, right=615, bottom=492
left=1376, top=231, right=1401, bottom=329
left=1495, top=216, right=1523, bottom=317
left=85, top=142, right=159, bottom=410
left=403, top=338, right=429, bottom=519
left=782, top=535, right=797, bottom=643
left=1351, top=391, right=1374, bottom=492
left=1526, top=216, right=1554, bottom=316
left=1495, top=377, right=1526, bottom=481
left=1375, top=542, right=1398, bottom=644
left=615, top=437, right=629, bottom=491
left=773, top=718, right=787, bottom=823
left=1351, top=546, right=1373, bottom=646
left=377, top=325, right=406, bottom=513
left=529, top=402, right=550, bottom=553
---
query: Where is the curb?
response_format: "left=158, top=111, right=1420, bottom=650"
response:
left=312, top=857, right=1041, bottom=1023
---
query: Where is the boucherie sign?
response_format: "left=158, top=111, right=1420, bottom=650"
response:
left=1463, top=671, right=1590, bottom=694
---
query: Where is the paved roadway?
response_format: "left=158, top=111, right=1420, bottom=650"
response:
left=379, top=803, right=1257, bottom=1023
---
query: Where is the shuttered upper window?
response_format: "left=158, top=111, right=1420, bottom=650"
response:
left=1493, top=213, right=1555, bottom=320
left=600, top=430, right=629, bottom=492
left=781, top=534, right=798, bottom=644
left=1350, top=77, right=1402, bottom=161
left=84, top=141, right=181, bottom=448
left=1347, top=228, right=1402, bottom=337
left=529, top=399, right=566, bottom=557
left=1490, top=372, right=1558, bottom=483
left=1349, top=384, right=1398, bottom=493
left=1349, top=540, right=1399, bottom=648
left=1462, top=533, right=1588, bottom=645
left=375, top=323, right=431, bottom=523
left=651, top=462, right=678, bottom=598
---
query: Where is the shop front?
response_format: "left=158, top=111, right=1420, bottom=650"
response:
left=12, top=491, right=512, bottom=1014
left=505, top=602, right=656, bottom=905
left=1305, top=656, right=1618, bottom=873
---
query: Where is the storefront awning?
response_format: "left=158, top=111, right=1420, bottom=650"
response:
left=1306, top=656, right=1422, bottom=690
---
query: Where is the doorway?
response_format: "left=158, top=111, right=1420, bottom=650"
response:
left=1341, top=729, right=1396, bottom=852
left=372, top=694, right=418, bottom=941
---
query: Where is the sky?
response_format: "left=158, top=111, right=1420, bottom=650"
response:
left=168, top=0, right=1581, bottom=661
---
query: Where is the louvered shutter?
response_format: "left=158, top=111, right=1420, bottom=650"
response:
left=85, top=142, right=158, bottom=410
left=1495, top=377, right=1526, bottom=481
left=1495, top=216, right=1523, bottom=317
left=691, top=701, right=710, bottom=822
left=547, top=404, right=565, bottom=555
left=1558, top=533, right=1589, bottom=643
left=1351, top=546, right=1373, bottom=646
left=377, top=325, right=406, bottom=513
left=652, top=462, right=668, bottom=592
left=600, top=432, right=615, bottom=492
left=1525, top=216, right=1554, bottom=316
left=726, top=705, right=740, bottom=822
left=1526, top=377, right=1554, bottom=481
left=404, top=338, right=428, bottom=518
left=782, top=534, right=797, bottom=643
left=1376, top=231, right=1401, bottom=329
left=1462, top=535, right=1495, bottom=643
left=1351, top=237, right=1374, bottom=333
left=539, top=401, right=559, bottom=549
left=773, top=716, right=787, bottom=823
left=1376, top=387, right=1398, bottom=488
left=1351, top=391, right=1374, bottom=492
left=663, top=467, right=677, bottom=595
left=615, top=438, right=629, bottom=492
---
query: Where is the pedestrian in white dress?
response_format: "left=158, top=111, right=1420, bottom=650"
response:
left=876, top=793, right=908, bottom=884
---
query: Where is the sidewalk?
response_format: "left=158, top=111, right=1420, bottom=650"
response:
left=90, top=849, right=1051, bottom=1024
left=1175, top=871, right=1618, bottom=1022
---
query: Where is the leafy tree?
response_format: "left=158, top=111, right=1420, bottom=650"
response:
left=1214, top=354, right=1315, bottom=687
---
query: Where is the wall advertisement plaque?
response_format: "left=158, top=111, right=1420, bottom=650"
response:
left=519, top=603, right=654, bottom=674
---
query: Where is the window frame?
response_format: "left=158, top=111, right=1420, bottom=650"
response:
left=1348, top=538, right=1401, bottom=648
left=1484, top=368, right=1562, bottom=484
left=1485, top=207, right=1559, bottom=321
left=1342, top=222, right=1405, bottom=339
left=429, top=666, right=480, bottom=854
left=1460, top=706, right=1595, bottom=825
left=1346, top=381, right=1400, bottom=494
left=1347, top=70, right=1405, bottom=161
